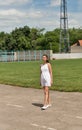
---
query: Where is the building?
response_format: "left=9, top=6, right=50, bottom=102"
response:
left=71, top=40, right=82, bottom=53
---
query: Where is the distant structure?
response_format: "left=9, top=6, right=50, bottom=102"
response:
left=59, top=0, right=70, bottom=53
left=71, top=40, right=82, bottom=53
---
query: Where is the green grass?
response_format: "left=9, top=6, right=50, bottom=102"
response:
left=0, top=59, right=82, bottom=92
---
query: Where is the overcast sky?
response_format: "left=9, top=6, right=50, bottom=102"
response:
left=0, top=0, right=82, bottom=32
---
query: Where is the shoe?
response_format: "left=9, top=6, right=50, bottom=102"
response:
left=41, top=105, right=48, bottom=110
left=47, top=104, right=52, bottom=108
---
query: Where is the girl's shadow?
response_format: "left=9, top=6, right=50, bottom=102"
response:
left=32, top=103, right=43, bottom=108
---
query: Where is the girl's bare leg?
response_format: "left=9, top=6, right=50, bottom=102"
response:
left=47, top=90, right=51, bottom=105
left=43, top=86, right=49, bottom=106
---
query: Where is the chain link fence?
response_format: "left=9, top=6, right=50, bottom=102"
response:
left=0, top=50, right=52, bottom=62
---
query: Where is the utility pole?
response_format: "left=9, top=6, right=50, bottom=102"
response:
left=60, top=0, right=70, bottom=53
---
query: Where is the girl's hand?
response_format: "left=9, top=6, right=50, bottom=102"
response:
left=51, top=79, right=53, bottom=85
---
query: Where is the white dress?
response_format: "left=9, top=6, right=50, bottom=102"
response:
left=41, top=64, right=51, bottom=87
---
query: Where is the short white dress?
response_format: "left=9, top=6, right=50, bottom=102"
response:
left=41, top=64, right=51, bottom=87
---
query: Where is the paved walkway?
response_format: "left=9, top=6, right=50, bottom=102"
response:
left=0, top=84, right=82, bottom=130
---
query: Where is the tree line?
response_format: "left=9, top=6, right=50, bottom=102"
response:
left=0, top=26, right=82, bottom=52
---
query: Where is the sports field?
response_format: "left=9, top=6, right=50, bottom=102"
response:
left=0, top=59, right=82, bottom=92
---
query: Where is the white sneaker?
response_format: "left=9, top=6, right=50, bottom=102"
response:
left=41, top=105, right=48, bottom=110
left=47, top=104, right=52, bottom=108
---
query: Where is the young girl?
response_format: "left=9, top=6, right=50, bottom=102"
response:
left=40, top=54, right=53, bottom=110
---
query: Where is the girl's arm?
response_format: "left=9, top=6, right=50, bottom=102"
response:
left=48, top=63, right=53, bottom=85
left=40, top=64, right=42, bottom=85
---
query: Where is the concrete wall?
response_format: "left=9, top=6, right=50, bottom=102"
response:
left=71, top=46, right=82, bottom=53
left=52, top=53, right=82, bottom=59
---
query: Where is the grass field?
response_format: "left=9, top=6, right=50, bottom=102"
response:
left=0, top=59, right=82, bottom=92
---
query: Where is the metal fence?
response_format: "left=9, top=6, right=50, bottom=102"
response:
left=0, top=50, right=52, bottom=62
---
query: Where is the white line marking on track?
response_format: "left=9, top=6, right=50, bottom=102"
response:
left=64, top=113, right=82, bottom=119
left=30, top=123, right=57, bottom=130
left=48, top=128, right=57, bottom=130
left=31, top=123, right=39, bottom=127
left=42, top=125, right=47, bottom=129
left=6, top=104, right=24, bottom=108
left=76, top=116, right=82, bottom=119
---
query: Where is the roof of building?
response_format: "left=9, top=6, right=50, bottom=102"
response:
left=71, top=40, right=82, bottom=47
left=71, top=43, right=77, bottom=47
left=78, top=40, right=82, bottom=46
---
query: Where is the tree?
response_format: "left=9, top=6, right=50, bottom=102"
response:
left=0, top=26, right=82, bottom=52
